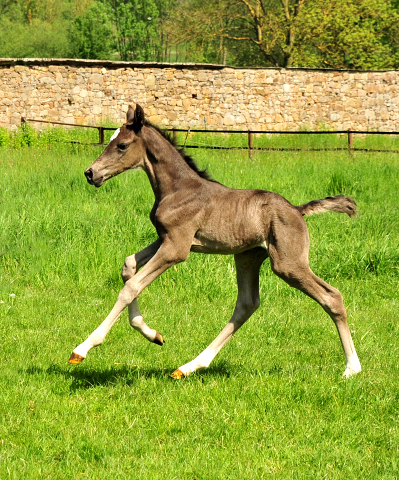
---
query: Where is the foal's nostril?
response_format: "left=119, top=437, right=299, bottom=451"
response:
left=85, top=168, right=94, bottom=183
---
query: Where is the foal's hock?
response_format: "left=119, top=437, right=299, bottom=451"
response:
left=68, top=104, right=361, bottom=378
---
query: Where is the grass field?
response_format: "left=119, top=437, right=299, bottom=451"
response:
left=1, top=138, right=399, bottom=479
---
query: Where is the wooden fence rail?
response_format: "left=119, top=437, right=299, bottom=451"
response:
left=21, top=117, right=399, bottom=155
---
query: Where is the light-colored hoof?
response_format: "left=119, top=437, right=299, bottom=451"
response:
left=343, top=366, right=361, bottom=378
left=153, top=331, right=165, bottom=346
left=68, top=352, right=85, bottom=364
left=171, top=369, right=185, bottom=380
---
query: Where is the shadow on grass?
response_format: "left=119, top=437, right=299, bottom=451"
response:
left=24, top=361, right=235, bottom=392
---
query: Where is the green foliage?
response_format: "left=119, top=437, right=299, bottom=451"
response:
left=165, top=0, right=399, bottom=68
left=0, top=123, right=106, bottom=148
left=295, top=0, right=399, bottom=69
left=69, top=2, right=114, bottom=60
left=0, top=0, right=398, bottom=67
left=0, top=127, right=11, bottom=146
left=0, top=0, right=74, bottom=58
left=14, top=123, right=39, bottom=147
left=0, top=124, right=40, bottom=148
left=163, top=0, right=238, bottom=64
left=105, top=0, right=162, bottom=61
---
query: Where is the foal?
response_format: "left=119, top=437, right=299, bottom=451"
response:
left=69, top=104, right=361, bottom=378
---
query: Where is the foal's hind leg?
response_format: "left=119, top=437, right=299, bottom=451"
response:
left=171, top=248, right=268, bottom=378
left=269, top=235, right=361, bottom=377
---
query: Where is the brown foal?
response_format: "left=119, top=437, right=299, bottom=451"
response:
left=68, top=104, right=361, bottom=378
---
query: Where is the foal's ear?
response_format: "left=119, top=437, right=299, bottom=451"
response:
left=126, top=104, right=145, bottom=132
left=126, top=105, right=135, bottom=124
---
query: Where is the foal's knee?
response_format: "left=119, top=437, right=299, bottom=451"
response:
left=121, top=255, right=137, bottom=283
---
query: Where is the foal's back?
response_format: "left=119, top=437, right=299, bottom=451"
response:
left=190, top=181, right=304, bottom=255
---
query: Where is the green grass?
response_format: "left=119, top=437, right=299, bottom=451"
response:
left=1, top=142, right=399, bottom=479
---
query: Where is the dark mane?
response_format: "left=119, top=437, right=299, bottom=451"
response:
left=145, top=120, right=214, bottom=181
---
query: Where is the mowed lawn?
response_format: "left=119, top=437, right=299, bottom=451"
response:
left=1, top=143, right=399, bottom=479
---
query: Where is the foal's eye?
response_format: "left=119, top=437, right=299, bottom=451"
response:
left=117, top=143, right=128, bottom=151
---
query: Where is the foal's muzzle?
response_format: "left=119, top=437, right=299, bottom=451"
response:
left=84, top=168, right=103, bottom=187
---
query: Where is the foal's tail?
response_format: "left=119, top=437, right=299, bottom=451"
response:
left=296, top=195, right=357, bottom=217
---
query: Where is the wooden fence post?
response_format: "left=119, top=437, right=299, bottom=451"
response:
left=98, top=127, right=105, bottom=145
left=348, top=128, right=353, bottom=152
left=248, top=130, right=253, bottom=157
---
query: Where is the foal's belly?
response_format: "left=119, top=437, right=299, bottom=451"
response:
left=191, top=227, right=268, bottom=255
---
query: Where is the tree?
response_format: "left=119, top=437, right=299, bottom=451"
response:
left=0, top=0, right=75, bottom=58
left=100, top=0, right=162, bottom=61
left=166, top=0, right=399, bottom=68
left=294, top=0, right=399, bottom=69
left=163, top=0, right=242, bottom=64
left=69, top=2, right=114, bottom=60
left=165, top=0, right=306, bottom=66
left=0, top=0, right=397, bottom=67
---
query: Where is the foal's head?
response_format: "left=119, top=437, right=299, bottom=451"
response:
left=85, top=104, right=146, bottom=187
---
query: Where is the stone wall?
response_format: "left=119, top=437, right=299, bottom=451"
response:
left=0, top=58, right=398, bottom=131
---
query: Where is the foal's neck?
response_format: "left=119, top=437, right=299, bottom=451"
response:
left=142, top=125, right=203, bottom=200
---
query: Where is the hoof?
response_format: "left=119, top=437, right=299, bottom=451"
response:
left=153, top=331, right=165, bottom=346
left=343, top=366, right=361, bottom=378
left=171, top=368, right=185, bottom=380
left=343, top=358, right=361, bottom=378
left=68, top=352, right=85, bottom=364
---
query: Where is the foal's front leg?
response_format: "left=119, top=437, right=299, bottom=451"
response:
left=128, top=299, right=164, bottom=345
left=123, top=240, right=164, bottom=346
left=68, top=239, right=173, bottom=364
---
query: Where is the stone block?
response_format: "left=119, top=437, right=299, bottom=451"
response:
left=40, top=76, right=56, bottom=84
left=223, top=113, right=234, bottom=126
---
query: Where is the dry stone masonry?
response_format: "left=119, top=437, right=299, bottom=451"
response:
left=0, top=59, right=398, bottom=131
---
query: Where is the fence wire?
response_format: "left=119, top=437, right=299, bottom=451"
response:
left=21, top=117, right=399, bottom=154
